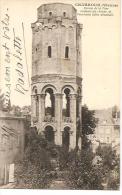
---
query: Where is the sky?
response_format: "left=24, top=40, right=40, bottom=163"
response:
left=0, top=0, right=120, bottom=109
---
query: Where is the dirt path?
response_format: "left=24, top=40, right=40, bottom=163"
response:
left=0, top=183, right=15, bottom=189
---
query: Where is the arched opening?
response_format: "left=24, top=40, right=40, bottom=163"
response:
left=62, top=126, right=70, bottom=149
left=49, top=12, right=52, bottom=16
left=45, top=88, right=55, bottom=117
left=63, top=12, right=66, bottom=17
left=65, top=46, right=69, bottom=58
left=45, top=126, right=54, bottom=143
left=62, top=88, right=70, bottom=117
left=48, top=46, right=51, bottom=58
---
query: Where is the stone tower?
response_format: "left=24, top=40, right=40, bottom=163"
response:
left=31, top=3, right=82, bottom=149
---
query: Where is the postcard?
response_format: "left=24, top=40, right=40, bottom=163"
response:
left=0, top=0, right=120, bottom=190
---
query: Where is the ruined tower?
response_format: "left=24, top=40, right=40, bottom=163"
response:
left=31, top=3, right=82, bottom=149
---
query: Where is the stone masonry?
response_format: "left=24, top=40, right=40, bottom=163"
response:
left=31, top=3, right=82, bottom=149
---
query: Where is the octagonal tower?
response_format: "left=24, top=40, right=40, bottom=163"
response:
left=31, top=3, right=82, bottom=149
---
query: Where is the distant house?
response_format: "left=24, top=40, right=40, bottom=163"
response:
left=88, top=108, right=120, bottom=154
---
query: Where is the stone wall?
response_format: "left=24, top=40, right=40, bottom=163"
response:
left=31, top=3, right=82, bottom=149
left=0, top=111, right=25, bottom=185
left=31, top=3, right=82, bottom=78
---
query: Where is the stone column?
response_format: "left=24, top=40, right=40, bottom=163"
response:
left=40, top=94, right=45, bottom=122
left=51, top=94, right=55, bottom=117
left=78, top=96, right=82, bottom=121
left=31, top=95, right=36, bottom=117
left=36, top=95, right=39, bottom=120
left=77, top=95, right=82, bottom=150
left=55, top=93, right=62, bottom=145
left=38, top=95, right=42, bottom=124
left=69, top=94, right=77, bottom=149
left=31, top=95, right=36, bottom=126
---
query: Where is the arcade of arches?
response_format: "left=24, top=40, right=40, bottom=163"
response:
left=31, top=86, right=82, bottom=149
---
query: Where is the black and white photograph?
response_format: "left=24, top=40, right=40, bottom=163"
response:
left=0, top=0, right=120, bottom=191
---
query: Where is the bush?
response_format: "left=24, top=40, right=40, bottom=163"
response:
left=67, top=145, right=120, bottom=190
left=14, top=161, right=51, bottom=189
left=67, top=149, right=104, bottom=190
left=96, top=145, right=120, bottom=190
left=14, top=128, right=54, bottom=189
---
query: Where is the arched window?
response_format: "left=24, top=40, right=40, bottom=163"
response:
left=63, top=12, right=66, bottom=17
left=45, top=126, right=54, bottom=143
left=35, top=89, right=37, bottom=94
left=62, top=126, right=70, bottom=149
left=49, top=12, right=52, bottom=16
left=65, top=46, right=69, bottom=58
left=48, top=46, right=51, bottom=58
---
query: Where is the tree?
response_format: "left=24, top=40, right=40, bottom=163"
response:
left=82, top=104, right=98, bottom=149
left=11, top=105, right=22, bottom=116
left=112, top=105, right=120, bottom=119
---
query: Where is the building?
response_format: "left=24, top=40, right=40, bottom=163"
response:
left=31, top=3, right=82, bottom=149
left=89, top=108, right=120, bottom=154
left=0, top=110, right=25, bottom=185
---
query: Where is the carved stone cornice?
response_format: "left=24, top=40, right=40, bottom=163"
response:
left=31, top=19, right=77, bottom=32
left=32, top=74, right=82, bottom=84
left=55, top=93, right=63, bottom=98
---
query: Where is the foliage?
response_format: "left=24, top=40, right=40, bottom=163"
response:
left=14, top=128, right=54, bottom=189
left=11, top=105, right=22, bottom=116
left=81, top=105, right=98, bottom=150
left=14, top=161, right=51, bottom=189
left=9, top=105, right=31, bottom=116
left=67, top=145, right=120, bottom=190
left=112, top=105, right=120, bottom=119
left=107, top=165, right=120, bottom=190
left=67, top=148, right=104, bottom=190
left=60, top=148, right=79, bottom=171
left=82, top=104, right=97, bottom=135
left=96, top=145, right=118, bottom=170
left=96, top=145, right=120, bottom=190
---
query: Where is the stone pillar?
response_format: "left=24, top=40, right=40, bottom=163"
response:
left=40, top=94, right=45, bottom=122
left=69, top=94, right=77, bottom=149
left=78, top=95, right=82, bottom=149
left=36, top=95, right=39, bottom=120
left=77, top=95, right=82, bottom=122
left=55, top=93, right=62, bottom=145
left=38, top=95, right=42, bottom=124
left=31, top=95, right=36, bottom=118
left=51, top=94, right=55, bottom=117
left=31, top=95, right=36, bottom=126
